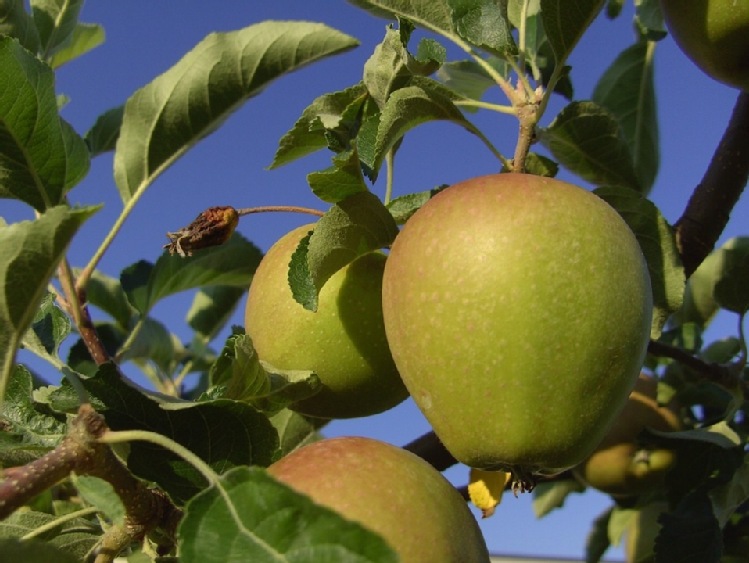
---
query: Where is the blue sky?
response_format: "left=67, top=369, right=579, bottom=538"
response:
left=6, top=2, right=748, bottom=560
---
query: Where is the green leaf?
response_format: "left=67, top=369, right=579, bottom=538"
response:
left=0, top=365, right=66, bottom=466
left=347, top=0, right=458, bottom=40
left=365, top=78, right=498, bottom=174
left=655, top=492, right=723, bottom=563
left=585, top=507, right=613, bottom=563
left=532, top=478, right=585, bottom=518
left=80, top=268, right=135, bottom=331
left=592, top=41, right=659, bottom=194
left=82, top=363, right=279, bottom=504
left=288, top=191, right=399, bottom=311
left=0, top=36, right=90, bottom=211
left=538, top=101, right=641, bottom=191
left=0, top=0, right=41, bottom=52
left=0, top=205, right=98, bottom=403
left=187, top=285, right=246, bottom=343
left=30, top=0, right=83, bottom=58
left=209, top=333, right=321, bottom=414
left=121, top=232, right=262, bottom=316
left=635, top=0, right=667, bottom=40
left=47, top=22, right=104, bottom=68
left=113, top=21, right=358, bottom=203
left=270, top=83, right=368, bottom=169
left=269, top=409, right=326, bottom=459
left=709, top=456, right=749, bottom=528
left=594, top=186, right=685, bottom=338
left=449, top=0, right=516, bottom=55
left=0, top=511, right=100, bottom=559
left=306, top=148, right=369, bottom=203
left=120, top=316, right=186, bottom=374
left=714, top=250, right=749, bottom=314
left=179, top=466, right=398, bottom=563
left=386, top=184, right=449, bottom=224
left=21, top=292, right=72, bottom=364
left=511, top=152, right=559, bottom=177
left=540, top=0, right=605, bottom=65
left=364, top=24, right=418, bottom=109
left=675, top=238, right=749, bottom=328
left=84, top=105, right=123, bottom=157
left=605, top=0, right=625, bottom=18
left=0, top=539, right=87, bottom=563
left=72, top=474, right=126, bottom=525
left=436, top=58, right=509, bottom=106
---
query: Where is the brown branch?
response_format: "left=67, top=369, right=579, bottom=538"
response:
left=675, top=92, right=749, bottom=277
left=0, top=405, right=181, bottom=558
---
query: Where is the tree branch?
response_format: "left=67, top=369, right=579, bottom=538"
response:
left=675, top=92, right=749, bottom=277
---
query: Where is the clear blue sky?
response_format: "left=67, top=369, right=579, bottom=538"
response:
left=6, top=2, right=748, bottom=560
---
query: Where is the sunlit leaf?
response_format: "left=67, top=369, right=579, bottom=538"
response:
left=0, top=206, right=98, bottom=403
left=386, top=184, right=448, bottom=224
left=306, top=148, right=369, bottom=203
left=179, top=466, right=398, bottom=563
left=47, top=22, right=104, bottom=68
left=0, top=37, right=90, bottom=210
left=114, top=21, right=358, bottom=203
left=269, top=409, right=325, bottom=459
left=595, top=186, right=684, bottom=338
left=593, top=41, right=659, bottom=193
left=538, top=101, right=641, bottom=191
left=450, top=0, right=516, bottom=55
left=72, top=474, right=126, bottom=525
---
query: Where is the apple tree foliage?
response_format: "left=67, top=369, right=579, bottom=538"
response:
left=0, top=0, right=748, bottom=562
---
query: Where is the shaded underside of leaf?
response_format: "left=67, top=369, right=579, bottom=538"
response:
left=113, top=21, right=359, bottom=203
left=540, top=0, right=605, bottom=65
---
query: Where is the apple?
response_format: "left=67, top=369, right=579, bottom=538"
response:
left=660, top=0, right=749, bottom=90
left=245, top=224, right=408, bottom=419
left=381, top=174, right=653, bottom=486
left=268, top=436, right=491, bottom=563
left=573, top=373, right=681, bottom=497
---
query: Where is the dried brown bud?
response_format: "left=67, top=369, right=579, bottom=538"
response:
left=164, top=206, right=239, bottom=257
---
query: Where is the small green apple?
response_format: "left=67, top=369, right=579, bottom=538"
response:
left=574, top=374, right=681, bottom=497
left=382, top=174, right=653, bottom=485
left=268, top=436, right=491, bottom=563
left=661, top=0, right=749, bottom=90
left=245, top=224, right=408, bottom=419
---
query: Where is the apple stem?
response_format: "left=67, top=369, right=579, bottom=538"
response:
left=236, top=205, right=324, bottom=217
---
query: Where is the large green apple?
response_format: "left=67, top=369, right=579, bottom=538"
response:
left=382, top=174, right=653, bottom=485
left=661, top=0, right=749, bottom=90
left=268, top=436, right=490, bottom=563
left=245, top=224, right=408, bottom=419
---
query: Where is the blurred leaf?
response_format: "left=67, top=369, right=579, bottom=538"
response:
left=269, top=409, right=326, bottom=459
left=0, top=511, right=99, bottom=559
left=0, top=36, right=90, bottom=211
left=72, top=474, right=126, bottom=525
left=585, top=507, right=613, bottom=563
left=82, top=363, right=279, bottom=504
left=538, top=101, right=641, bottom=191
left=31, top=0, right=82, bottom=58
left=208, top=333, right=320, bottom=414
left=592, top=41, right=659, bottom=193
left=714, top=251, right=749, bottom=314
left=114, top=21, right=357, bottom=203
left=121, top=232, right=262, bottom=316
left=22, top=292, right=72, bottom=363
left=306, top=148, right=369, bottom=203
left=635, top=0, right=667, bottom=40
left=47, top=22, right=104, bottom=68
left=179, top=466, right=398, bottom=563
left=0, top=539, right=86, bottom=563
left=448, top=0, right=516, bottom=55
left=595, top=186, right=684, bottom=338
left=121, top=316, right=186, bottom=374
left=540, top=0, right=605, bottom=65
left=436, top=58, right=509, bottom=106
left=84, top=105, right=123, bottom=157
left=187, top=285, right=246, bottom=343
left=607, top=506, right=636, bottom=548
left=709, top=456, right=749, bottom=528
left=0, top=0, right=41, bottom=52
left=0, top=206, right=98, bottom=403
left=532, top=478, right=585, bottom=518
left=270, top=82, right=368, bottom=168
left=605, top=0, right=624, bottom=18
left=701, top=338, right=742, bottom=364
left=675, top=238, right=749, bottom=328
left=0, top=365, right=66, bottom=466
left=655, top=492, right=723, bottom=563
left=386, top=184, right=448, bottom=224
left=288, top=191, right=398, bottom=311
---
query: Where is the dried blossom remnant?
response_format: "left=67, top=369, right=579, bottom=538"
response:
left=164, top=206, right=239, bottom=257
